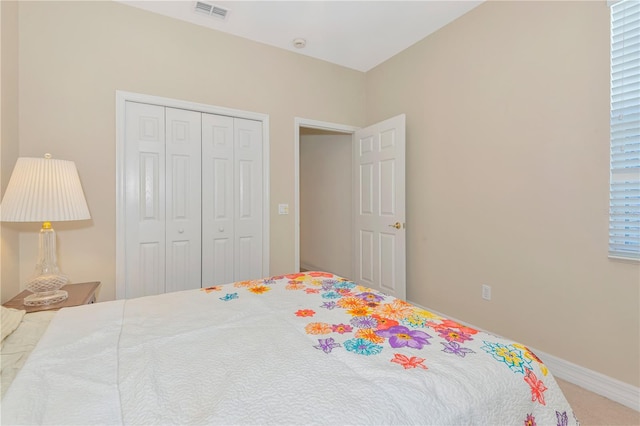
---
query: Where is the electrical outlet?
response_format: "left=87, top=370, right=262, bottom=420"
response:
left=482, top=284, right=491, bottom=301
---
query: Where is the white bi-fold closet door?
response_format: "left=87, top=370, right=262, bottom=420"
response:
left=124, top=101, right=263, bottom=299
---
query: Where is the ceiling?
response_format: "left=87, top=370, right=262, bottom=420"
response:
left=117, top=1, right=483, bottom=72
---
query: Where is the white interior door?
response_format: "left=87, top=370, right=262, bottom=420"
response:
left=353, top=114, right=406, bottom=300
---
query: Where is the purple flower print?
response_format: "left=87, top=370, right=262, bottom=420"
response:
left=441, top=341, right=475, bottom=358
left=376, top=325, right=432, bottom=349
left=314, top=338, right=341, bottom=354
left=350, top=316, right=378, bottom=329
left=355, top=292, right=385, bottom=303
left=321, top=281, right=336, bottom=291
left=556, top=411, right=568, bottom=426
left=321, top=301, right=337, bottom=310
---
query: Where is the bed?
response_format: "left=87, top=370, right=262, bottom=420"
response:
left=2, top=272, right=578, bottom=425
left=1, top=308, right=56, bottom=399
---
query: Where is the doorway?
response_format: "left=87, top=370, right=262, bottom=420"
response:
left=299, top=127, right=352, bottom=277
left=294, top=118, right=358, bottom=279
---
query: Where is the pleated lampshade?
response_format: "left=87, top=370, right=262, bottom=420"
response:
left=1, top=154, right=90, bottom=222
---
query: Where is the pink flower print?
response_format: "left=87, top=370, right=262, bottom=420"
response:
left=524, top=413, right=536, bottom=426
left=437, top=328, right=473, bottom=343
left=332, top=323, right=353, bottom=334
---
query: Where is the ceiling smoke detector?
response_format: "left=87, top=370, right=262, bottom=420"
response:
left=293, top=38, right=306, bottom=49
left=194, top=1, right=229, bottom=20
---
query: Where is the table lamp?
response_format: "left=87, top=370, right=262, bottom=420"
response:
left=1, top=154, right=91, bottom=306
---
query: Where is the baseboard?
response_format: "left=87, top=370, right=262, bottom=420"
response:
left=532, top=348, right=640, bottom=412
left=407, top=300, right=640, bottom=412
left=299, top=262, right=320, bottom=272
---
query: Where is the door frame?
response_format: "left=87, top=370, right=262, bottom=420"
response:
left=115, top=90, right=270, bottom=299
left=294, top=117, right=359, bottom=275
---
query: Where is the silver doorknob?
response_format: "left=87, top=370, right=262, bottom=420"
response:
left=178, top=228, right=184, bottom=234
left=218, top=227, right=224, bottom=232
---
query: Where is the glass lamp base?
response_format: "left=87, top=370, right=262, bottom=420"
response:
left=24, top=273, right=69, bottom=307
left=23, top=289, right=68, bottom=306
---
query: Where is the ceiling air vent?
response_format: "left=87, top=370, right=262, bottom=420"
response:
left=194, top=1, right=229, bottom=20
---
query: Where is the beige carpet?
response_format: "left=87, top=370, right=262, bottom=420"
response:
left=556, top=379, right=639, bottom=425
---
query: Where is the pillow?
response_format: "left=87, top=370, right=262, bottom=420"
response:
left=1, top=306, right=26, bottom=343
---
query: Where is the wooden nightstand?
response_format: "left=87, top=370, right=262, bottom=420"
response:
left=2, top=281, right=101, bottom=313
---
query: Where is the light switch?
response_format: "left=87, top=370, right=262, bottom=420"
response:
left=278, top=204, right=289, bottom=215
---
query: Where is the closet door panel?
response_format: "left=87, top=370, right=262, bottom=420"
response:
left=165, top=107, right=202, bottom=292
left=202, top=113, right=235, bottom=285
left=234, top=118, right=263, bottom=281
left=124, top=101, right=166, bottom=298
left=237, top=236, right=254, bottom=281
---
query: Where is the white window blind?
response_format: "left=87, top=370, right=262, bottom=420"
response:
left=610, top=0, right=640, bottom=260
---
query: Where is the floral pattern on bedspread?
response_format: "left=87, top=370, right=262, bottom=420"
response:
left=204, top=271, right=579, bottom=426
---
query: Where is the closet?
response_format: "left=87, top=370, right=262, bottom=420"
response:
left=122, top=100, right=264, bottom=298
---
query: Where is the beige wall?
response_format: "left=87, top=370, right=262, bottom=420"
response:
left=300, top=132, right=352, bottom=278
left=13, top=1, right=366, bottom=301
left=366, top=1, right=639, bottom=387
left=1, top=0, right=21, bottom=303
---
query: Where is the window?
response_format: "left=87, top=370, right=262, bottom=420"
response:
left=610, top=0, right=640, bottom=260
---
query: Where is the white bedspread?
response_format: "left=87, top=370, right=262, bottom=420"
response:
left=2, top=273, right=577, bottom=425
left=1, top=310, right=56, bottom=398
